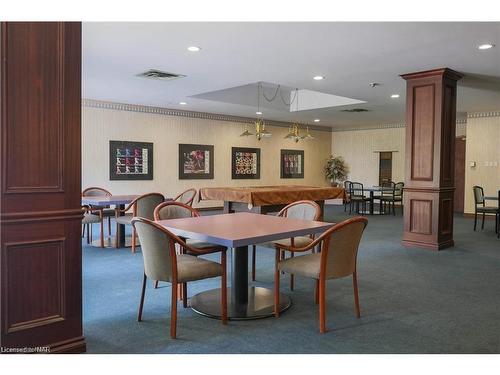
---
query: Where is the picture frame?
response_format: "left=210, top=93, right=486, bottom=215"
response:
left=231, top=147, right=261, bottom=179
left=109, top=140, right=153, bottom=180
left=280, top=149, right=304, bottom=179
left=179, top=144, right=215, bottom=180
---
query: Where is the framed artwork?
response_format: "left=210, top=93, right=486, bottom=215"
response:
left=109, top=140, right=153, bottom=180
left=232, top=147, right=260, bottom=179
left=280, top=149, right=304, bottom=178
left=179, top=144, right=214, bottom=179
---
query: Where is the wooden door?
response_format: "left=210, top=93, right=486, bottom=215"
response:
left=0, top=23, right=85, bottom=353
left=379, top=152, right=393, bottom=185
left=454, top=137, right=466, bottom=213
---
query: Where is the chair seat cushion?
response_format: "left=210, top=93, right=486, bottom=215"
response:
left=176, top=254, right=223, bottom=282
left=380, top=196, right=402, bottom=201
left=351, top=196, right=370, bottom=201
left=278, top=253, right=321, bottom=279
left=116, top=214, right=133, bottom=225
left=82, top=213, right=101, bottom=224
left=260, top=236, right=314, bottom=249
left=185, top=239, right=225, bottom=255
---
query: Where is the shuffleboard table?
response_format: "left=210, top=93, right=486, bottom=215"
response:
left=199, top=185, right=345, bottom=220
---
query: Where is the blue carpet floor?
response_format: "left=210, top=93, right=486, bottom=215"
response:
left=82, top=205, right=500, bottom=353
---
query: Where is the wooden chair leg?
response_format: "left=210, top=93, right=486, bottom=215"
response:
left=221, top=251, right=227, bottom=325
left=274, top=249, right=280, bottom=318
left=474, top=211, right=478, bottom=231
left=290, top=252, right=295, bottom=291
left=108, top=217, right=112, bottom=237
left=177, top=283, right=183, bottom=301
left=89, top=223, right=93, bottom=243
left=82, top=224, right=85, bottom=238
left=137, top=273, right=147, bottom=322
left=319, top=277, right=326, bottom=333
left=132, top=226, right=136, bottom=253
left=353, top=272, right=361, bottom=319
left=154, top=280, right=159, bottom=289
left=170, top=281, right=178, bottom=339
left=182, top=282, right=188, bottom=308
left=392, top=201, right=396, bottom=216
left=100, top=219, right=104, bottom=248
left=315, top=279, right=319, bottom=304
left=251, top=245, right=256, bottom=281
left=482, top=212, right=485, bottom=230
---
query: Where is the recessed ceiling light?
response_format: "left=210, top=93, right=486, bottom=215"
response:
left=390, top=94, right=400, bottom=98
left=314, top=119, right=320, bottom=122
left=256, top=111, right=263, bottom=115
left=187, top=46, right=201, bottom=52
left=478, top=43, right=494, bottom=50
left=313, top=75, right=324, bottom=81
left=179, top=102, right=187, bottom=105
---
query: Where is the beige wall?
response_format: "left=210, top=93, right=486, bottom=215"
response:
left=464, top=114, right=500, bottom=214
left=82, top=104, right=332, bottom=208
left=331, top=127, right=406, bottom=186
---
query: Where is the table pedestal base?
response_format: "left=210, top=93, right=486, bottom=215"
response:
left=190, top=286, right=291, bottom=320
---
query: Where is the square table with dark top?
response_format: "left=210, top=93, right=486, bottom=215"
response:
left=359, top=186, right=395, bottom=215
left=157, top=212, right=334, bottom=320
left=82, top=194, right=139, bottom=248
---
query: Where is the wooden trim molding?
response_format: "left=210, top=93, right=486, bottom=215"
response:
left=467, top=111, right=500, bottom=119
left=82, top=98, right=332, bottom=133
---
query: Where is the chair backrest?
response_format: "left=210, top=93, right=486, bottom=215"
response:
left=154, top=201, right=200, bottom=221
left=82, top=187, right=112, bottom=197
left=394, top=182, right=404, bottom=197
left=174, top=188, right=197, bottom=207
left=350, top=182, right=364, bottom=197
left=473, top=186, right=485, bottom=205
left=131, top=218, right=177, bottom=282
left=278, top=200, right=321, bottom=221
left=134, top=193, right=165, bottom=220
left=344, top=180, right=352, bottom=195
left=381, top=181, right=395, bottom=196
left=317, top=217, right=368, bottom=280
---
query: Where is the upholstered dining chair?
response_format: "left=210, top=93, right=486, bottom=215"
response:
left=81, top=205, right=105, bottom=248
left=174, top=188, right=197, bottom=207
left=251, top=200, right=321, bottom=289
left=472, top=186, right=499, bottom=231
left=349, top=182, right=371, bottom=215
left=379, top=181, right=404, bottom=215
left=132, top=217, right=227, bottom=339
left=153, top=201, right=227, bottom=306
left=274, top=216, right=368, bottom=333
left=82, top=187, right=114, bottom=237
left=115, top=192, right=164, bottom=253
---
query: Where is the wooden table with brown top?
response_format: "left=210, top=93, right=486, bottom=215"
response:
left=199, top=185, right=345, bottom=219
left=158, top=212, right=334, bottom=320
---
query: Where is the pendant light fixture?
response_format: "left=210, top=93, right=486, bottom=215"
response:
left=240, top=82, right=272, bottom=140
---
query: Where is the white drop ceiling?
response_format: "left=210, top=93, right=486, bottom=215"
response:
left=83, top=22, right=500, bottom=129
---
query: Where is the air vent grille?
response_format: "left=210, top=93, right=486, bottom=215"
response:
left=340, top=108, right=370, bottom=113
left=136, top=69, right=186, bottom=81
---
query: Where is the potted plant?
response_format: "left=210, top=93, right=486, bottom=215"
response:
left=325, top=155, right=349, bottom=187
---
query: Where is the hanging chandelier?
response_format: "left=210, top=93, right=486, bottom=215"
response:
left=240, top=82, right=272, bottom=140
left=284, top=89, right=315, bottom=142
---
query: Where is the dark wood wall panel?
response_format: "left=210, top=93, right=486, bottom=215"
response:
left=401, top=68, right=462, bottom=251
left=0, top=22, right=84, bottom=353
left=411, top=84, right=435, bottom=181
left=3, top=23, right=63, bottom=193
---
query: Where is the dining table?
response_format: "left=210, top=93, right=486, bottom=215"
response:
left=81, top=194, right=139, bottom=248
left=361, top=186, right=395, bottom=215
left=157, top=212, right=334, bottom=320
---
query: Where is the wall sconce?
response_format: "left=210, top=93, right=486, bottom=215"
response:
left=469, top=161, right=476, bottom=168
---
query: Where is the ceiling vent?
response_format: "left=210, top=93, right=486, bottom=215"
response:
left=136, top=69, right=186, bottom=81
left=340, top=108, right=370, bottom=113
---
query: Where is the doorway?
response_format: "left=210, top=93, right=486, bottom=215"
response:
left=454, top=137, right=466, bottom=213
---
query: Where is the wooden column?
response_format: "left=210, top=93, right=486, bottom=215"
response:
left=0, top=23, right=85, bottom=352
left=401, top=68, right=463, bottom=250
